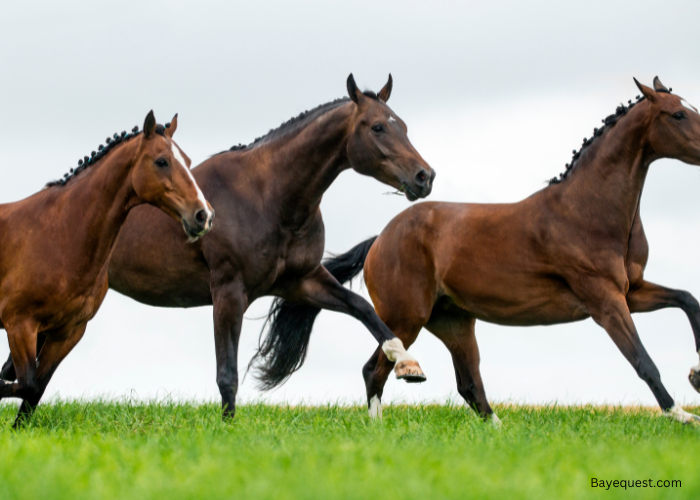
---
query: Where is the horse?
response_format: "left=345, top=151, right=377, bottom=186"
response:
left=0, top=74, right=436, bottom=419
left=263, top=77, right=700, bottom=425
left=0, top=111, right=213, bottom=427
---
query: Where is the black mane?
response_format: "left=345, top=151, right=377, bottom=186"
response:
left=46, top=122, right=170, bottom=188
left=220, top=91, right=379, bottom=154
left=548, top=92, right=658, bottom=185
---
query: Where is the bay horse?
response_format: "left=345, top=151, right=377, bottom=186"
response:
left=0, top=74, right=435, bottom=419
left=263, top=77, right=700, bottom=425
left=0, top=111, right=213, bottom=427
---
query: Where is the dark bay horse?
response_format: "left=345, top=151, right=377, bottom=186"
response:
left=264, top=77, right=700, bottom=425
left=1, top=75, right=434, bottom=419
left=0, top=112, right=213, bottom=426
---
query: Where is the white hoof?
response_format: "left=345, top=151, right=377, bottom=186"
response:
left=368, top=395, right=382, bottom=420
left=665, top=405, right=700, bottom=424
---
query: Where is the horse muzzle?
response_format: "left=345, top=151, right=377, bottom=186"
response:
left=182, top=207, right=215, bottom=241
left=402, top=168, right=435, bottom=201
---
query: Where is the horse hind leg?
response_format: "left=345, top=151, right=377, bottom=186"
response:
left=425, top=309, right=497, bottom=425
left=626, top=280, right=700, bottom=393
left=362, top=248, right=437, bottom=418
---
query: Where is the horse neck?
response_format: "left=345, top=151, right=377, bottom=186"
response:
left=553, top=105, right=655, bottom=237
left=256, top=104, right=354, bottom=228
left=55, top=139, right=140, bottom=267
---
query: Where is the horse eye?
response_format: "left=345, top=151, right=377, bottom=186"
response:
left=371, top=124, right=385, bottom=133
left=155, top=158, right=169, bottom=168
left=673, top=112, right=686, bottom=120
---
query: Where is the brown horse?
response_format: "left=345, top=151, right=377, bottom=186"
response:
left=265, top=77, right=700, bottom=425
left=0, top=111, right=213, bottom=426
left=0, top=74, right=435, bottom=419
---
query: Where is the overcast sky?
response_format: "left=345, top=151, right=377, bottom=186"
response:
left=3, top=0, right=700, bottom=409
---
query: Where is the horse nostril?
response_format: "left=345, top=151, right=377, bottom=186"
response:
left=415, top=170, right=428, bottom=186
left=195, top=209, right=207, bottom=225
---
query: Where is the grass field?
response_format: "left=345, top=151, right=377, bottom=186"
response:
left=0, top=401, right=697, bottom=499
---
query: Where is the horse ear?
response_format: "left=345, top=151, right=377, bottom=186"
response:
left=653, top=76, right=669, bottom=93
left=143, top=110, right=157, bottom=138
left=378, top=74, right=393, bottom=102
left=347, top=73, right=365, bottom=105
left=165, top=113, right=178, bottom=138
left=634, top=78, right=657, bottom=103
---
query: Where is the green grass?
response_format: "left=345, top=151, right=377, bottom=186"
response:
left=0, top=401, right=697, bottom=499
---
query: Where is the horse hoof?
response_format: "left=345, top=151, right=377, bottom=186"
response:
left=665, top=405, right=700, bottom=425
left=395, top=360, right=427, bottom=383
left=689, top=368, right=700, bottom=394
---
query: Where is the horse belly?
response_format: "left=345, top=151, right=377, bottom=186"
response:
left=443, top=271, right=589, bottom=326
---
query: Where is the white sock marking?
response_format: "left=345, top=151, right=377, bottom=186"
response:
left=665, top=405, right=700, bottom=424
left=490, top=413, right=502, bottom=428
left=368, top=395, right=382, bottom=420
left=382, top=338, right=416, bottom=363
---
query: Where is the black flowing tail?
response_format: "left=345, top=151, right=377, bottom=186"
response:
left=252, top=236, right=378, bottom=390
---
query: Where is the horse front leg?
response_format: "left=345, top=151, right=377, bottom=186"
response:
left=0, top=319, right=40, bottom=426
left=626, top=280, right=700, bottom=393
left=292, top=265, right=426, bottom=382
left=13, top=324, right=87, bottom=428
left=211, top=279, right=247, bottom=420
left=2, top=334, right=47, bottom=382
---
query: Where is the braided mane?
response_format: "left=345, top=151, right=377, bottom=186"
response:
left=220, top=91, right=380, bottom=154
left=547, top=90, right=667, bottom=185
left=46, top=122, right=171, bottom=188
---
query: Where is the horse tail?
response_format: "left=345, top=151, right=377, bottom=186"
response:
left=252, top=236, right=378, bottom=390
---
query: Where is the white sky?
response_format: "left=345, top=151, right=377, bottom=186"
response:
left=2, top=0, right=700, bottom=408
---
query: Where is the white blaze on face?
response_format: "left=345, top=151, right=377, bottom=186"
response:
left=681, top=100, right=698, bottom=113
left=388, top=115, right=397, bottom=123
left=171, top=143, right=210, bottom=213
